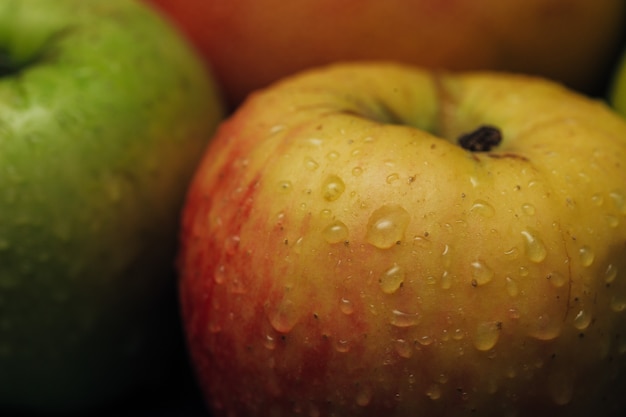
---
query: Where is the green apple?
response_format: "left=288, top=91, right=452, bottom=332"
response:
left=0, top=0, right=223, bottom=414
left=610, top=48, right=626, bottom=116
left=179, top=62, right=626, bottom=416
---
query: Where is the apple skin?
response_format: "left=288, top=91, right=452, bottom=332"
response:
left=0, top=0, right=223, bottom=413
left=144, top=0, right=625, bottom=108
left=179, top=62, right=626, bottom=416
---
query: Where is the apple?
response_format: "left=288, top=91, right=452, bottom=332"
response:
left=144, top=0, right=625, bottom=108
left=0, top=0, right=223, bottom=414
left=610, top=48, right=626, bottom=117
left=178, top=62, right=626, bottom=416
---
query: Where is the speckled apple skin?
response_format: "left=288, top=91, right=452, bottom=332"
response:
left=179, top=62, right=626, bottom=416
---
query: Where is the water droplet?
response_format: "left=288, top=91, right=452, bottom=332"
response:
left=469, top=199, right=495, bottom=218
left=505, top=277, right=519, bottom=297
left=268, top=299, right=299, bottom=333
left=610, top=295, right=626, bottom=313
left=326, top=151, right=340, bottom=161
left=334, top=338, right=350, bottom=353
left=610, top=191, right=626, bottom=214
left=470, top=260, right=494, bottom=286
left=417, top=335, right=434, bottom=346
left=521, top=228, right=547, bottom=263
left=573, top=310, right=592, bottom=330
left=440, top=270, right=452, bottom=290
left=304, top=157, right=319, bottom=171
left=366, top=205, right=411, bottom=249
left=214, top=265, right=226, bottom=284
left=323, top=175, right=345, bottom=201
left=579, top=246, right=594, bottom=267
left=322, top=220, right=349, bottom=244
left=379, top=264, right=405, bottom=294
left=356, top=386, right=372, bottom=406
left=386, top=173, right=400, bottom=184
left=278, top=180, right=292, bottom=192
left=591, top=193, right=604, bottom=206
left=263, top=333, right=277, bottom=350
left=268, top=124, right=286, bottom=135
left=339, top=297, right=354, bottom=315
left=390, top=309, right=421, bottom=328
left=605, top=264, right=618, bottom=284
left=528, top=314, right=561, bottom=340
left=521, top=203, right=536, bottom=215
left=473, top=321, right=501, bottom=351
left=504, top=246, right=520, bottom=260
left=547, top=271, right=567, bottom=288
left=426, top=384, right=442, bottom=400
left=394, top=339, right=413, bottom=358
left=352, top=166, right=363, bottom=176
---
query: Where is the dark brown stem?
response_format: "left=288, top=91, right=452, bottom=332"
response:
left=458, top=125, right=502, bottom=152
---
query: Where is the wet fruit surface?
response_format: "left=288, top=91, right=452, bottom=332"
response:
left=179, top=62, right=626, bottom=416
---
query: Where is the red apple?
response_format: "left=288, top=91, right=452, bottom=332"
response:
left=145, top=0, right=625, bottom=108
left=178, top=62, right=626, bottom=416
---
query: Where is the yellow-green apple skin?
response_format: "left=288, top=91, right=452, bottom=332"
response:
left=0, top=0, right=223, bottom=413
left=610, top=49, right=626, bottom=116
left=144, top=0, right=625, bottom=108
left=179, top=62, right=626, bottom=416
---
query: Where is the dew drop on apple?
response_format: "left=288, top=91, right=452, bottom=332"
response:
left=469, top=199, right=495, bottom=218
left=334, top=338, right=350, bottom=353
left=305, top=157, right=320, bottom=171
left=473, top=321, right=501, bottom=351
left=263, top=332, right=277, bottom=350
left=521, top=203, right=536, bottom=216
left=609, top=190, right=626, bottom=214
left=366, top=205, right=411, bottom=249
left=268, top=299, right=299, bottom=333
left=386, top=173, right=400, bottom=184
left=379, top=264, right=404, bottom=294
left=426, top=384, right=442, bottom=400
left=528, top=314, right=561, bottom=340
left=322, top=220, right=349, bottom=244
left=610, top=295, right=626, bottom=313
left=322, top=175, right=345, bottom=201
left=573, top=309, right=592, bottom=330
left=278, top=180, right=293, bottom=193
left=579, top=245, right=595, bottom=267
left=470, top=260, right=494, bottom=286
left=352, top=166, right=363, bottom=176
left=521, top=228, right=547, bottom=263
left=547, top=271, right=567, bottom=288
left=339, top=297, right=354, bottom=315
left=394, top=338, right=413, bottom=358
left=390, top=309, right=421, bottom=328
left=417, top=334, right=434, bottom=346
left=605, top=264, right=618, bottom=284
left=591, top=193, right=604, bottom=206
left=505, top=276, right=519, bottom=297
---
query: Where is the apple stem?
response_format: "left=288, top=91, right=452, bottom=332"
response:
left=458, top=125, right=502, bottom=152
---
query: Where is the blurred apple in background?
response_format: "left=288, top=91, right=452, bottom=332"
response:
left=144, top=0, right=625, bottom=108
left=178, top=62, right=626, bottom=416
left=0, top=0, right=223, bottom=414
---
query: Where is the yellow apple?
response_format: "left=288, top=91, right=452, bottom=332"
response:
left=145, top=0, right=625, bottom=108
left=179, top=62, right=626, bottom=416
